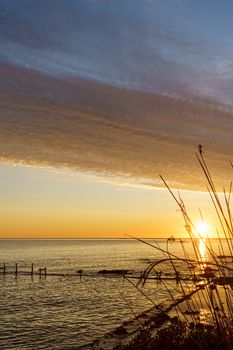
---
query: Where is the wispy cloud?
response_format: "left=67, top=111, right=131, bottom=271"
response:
left=0, top=61, right=232, bottom=190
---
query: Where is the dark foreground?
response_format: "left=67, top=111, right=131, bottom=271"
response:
left=115, top=321, right=233, bottom=350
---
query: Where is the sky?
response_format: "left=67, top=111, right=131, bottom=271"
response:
left=0, top=0, right=232, bottom=238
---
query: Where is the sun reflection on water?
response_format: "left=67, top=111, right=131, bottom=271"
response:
left=198, top=238, right=207, bottom=274
left=199, top=238, right=206, bottom=261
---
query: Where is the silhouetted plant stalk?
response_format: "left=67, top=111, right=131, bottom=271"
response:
left=122, top=146, right=233, bottom=349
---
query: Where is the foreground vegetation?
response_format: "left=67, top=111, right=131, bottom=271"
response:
left=116, top=320, right=233, bottom=350
left=117, top=146, right=233, bottom=349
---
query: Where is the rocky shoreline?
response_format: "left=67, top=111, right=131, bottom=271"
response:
left=80, top=284, right=207, bottom=350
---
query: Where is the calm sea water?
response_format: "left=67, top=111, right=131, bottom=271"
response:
left=0, top=238, right=224, bottom=349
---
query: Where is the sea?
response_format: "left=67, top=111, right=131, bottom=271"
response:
left=0, top=238, right=224, bottom=349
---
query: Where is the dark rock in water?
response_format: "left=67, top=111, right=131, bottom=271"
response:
left=113, top=326, right=127, bottom=336
left=97, top=269, right=131, bottom=275
left=149, top=312, right=170, bottom=327
left=215, top=276, right=233, bottom=286
left=200, top=266, right=217, bottom=278
left=201, top=272, right=216, bottom=278
left=217, top=255, right=233, bottom=260
left=184, top=310, right=199, bottom=315
left=171, top=316, right=179, bottom=323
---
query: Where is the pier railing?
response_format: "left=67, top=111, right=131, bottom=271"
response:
left=0, top=263, right=48, bottom=277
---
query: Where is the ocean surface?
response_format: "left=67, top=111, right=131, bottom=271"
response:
left=0, top=238, right=222, bottom=349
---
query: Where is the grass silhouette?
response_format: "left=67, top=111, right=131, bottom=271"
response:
left=116, top=146, right=233, bottom=349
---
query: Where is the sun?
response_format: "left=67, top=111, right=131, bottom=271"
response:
left=195, top=221, right=209, bottom=238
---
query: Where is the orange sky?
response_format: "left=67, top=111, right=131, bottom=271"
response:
left=0, top=163, right=218, bottom=239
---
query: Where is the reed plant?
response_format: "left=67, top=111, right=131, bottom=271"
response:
left=117, top=146, right=233, bottom=349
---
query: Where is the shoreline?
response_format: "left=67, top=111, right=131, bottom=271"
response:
left=81, top=284, right=208, bottom=350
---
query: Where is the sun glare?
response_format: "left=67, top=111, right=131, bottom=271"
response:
left=195, top=221, right=209, bottom=238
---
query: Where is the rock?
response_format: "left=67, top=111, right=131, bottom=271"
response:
left=97, top=269, right=131, bottom=275
left=113, top=326, right=128, bottom=336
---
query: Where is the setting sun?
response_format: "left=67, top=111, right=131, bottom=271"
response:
left=195, top=221, right=209, bottom=238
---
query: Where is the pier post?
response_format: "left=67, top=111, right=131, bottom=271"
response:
left=31, top=263, right=34, bottom=276
left=78, top=269, right=83, bottom=281
left=39, top=268, right=41, bottom=277
left=15, top=263, right=18, bottom=276
left=45, top=267, right=47, bottom=276
left=3, top=263, right=6, bottom=275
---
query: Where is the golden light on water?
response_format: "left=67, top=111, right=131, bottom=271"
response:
left=195, top=221, right=209, bottom=261
left=199, top=238, right=206, bottom=260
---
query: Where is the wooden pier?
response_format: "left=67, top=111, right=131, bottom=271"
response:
left=0, top=263, right=49, bottom=277
left=0, top=263, right=85, bottom=278
left=0, top=263, right=90, bottom=278
left=0, top=263, right=204, bottom=282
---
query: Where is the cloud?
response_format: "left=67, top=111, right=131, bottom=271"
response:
left=0, top=61, right=232, bottom=191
